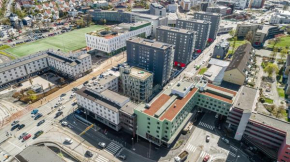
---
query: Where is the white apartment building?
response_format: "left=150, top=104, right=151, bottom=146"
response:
left=270, top=10, right=290, bottom=24
left=85, top=21, right=151, bottom=54
left=76, top=87, right=131, bottom=131
left=0, top=51, right=92, bottom=87
left=86, top=74, right=119, bottom=93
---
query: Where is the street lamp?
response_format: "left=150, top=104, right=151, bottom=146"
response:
left=131, top=137, right=135, bottom=151
left=235, top=155, right=240, bottom=162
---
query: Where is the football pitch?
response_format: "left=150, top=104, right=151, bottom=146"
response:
left=5, top=25, right=105, bottom=58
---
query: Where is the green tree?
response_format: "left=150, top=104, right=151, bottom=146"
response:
left=229, top=29, right=236, bottom=37
left=270, top=47, right=278, bottom=60
left=1, top=18, right=11, bottom=25
left=103, top=19, right=106, bottom=25
left=29, top=78, right=33, bottom=85
left=264, top=63, right=279, bottom=78
left=272, top=37, right=281, bottom=48
left=280, top=47, right=288, bottom=60
left=276, top=106, right=286, bottom=118
left=245, top=31, right=253, bottom=43
left=231, top=36, right=237, bottom=54
left=283, top=4, right=289, bottom=11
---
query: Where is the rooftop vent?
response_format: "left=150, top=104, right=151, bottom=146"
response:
left=145, top=104, right=151, bottom=108
left=174, top=104, right=176, bottom=108
left=177, top=82, right=180, bottom=86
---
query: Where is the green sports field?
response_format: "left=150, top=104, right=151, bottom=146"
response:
left=5, top=25, right=105, bottom=58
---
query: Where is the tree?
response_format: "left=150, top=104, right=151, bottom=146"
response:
left=276, top=106, right=286, bottom=118
left=272, top=37, right=281, bottom=48
left=231, top=36, right=237, bottom=54
left=83, top=14, right=92, bottom=27
left=1, top=18, right=11, bottom=25
left=29, top=78, right=33, bottom=85
left=103, top=19, right=106, bottom=25
left=280, top=47, right=288, bottom=60
left=245, top=31, right=253, bottom=43
left=229, top=29, right=236, bottom=37
left=264, top=63, right=279, bottom=78
left=283, top=4, right=289, bottom=11
left=76, top=18, right=85, bottom=28
left=270, top=47, right=278, bottom=60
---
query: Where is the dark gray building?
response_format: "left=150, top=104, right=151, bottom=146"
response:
left=156, top=26, right=196, bottom=67
left=149, top=3, right=166, bottom=17
left=193, top=12, right=221, bottom=41
left=126, top=37, right=174, bottom=86
left=212, top=39, right=230, bottom=59
left=176, top=19, right=211, bottom=52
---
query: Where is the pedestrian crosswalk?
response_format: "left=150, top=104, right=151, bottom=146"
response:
left=229, top=151, right=236, bottom=157
left=186, top=144, right=197, bottom=152
left=200, top=151, right=210, bottom=158
left=105, top=142, right=122, bottom=155
left=230, top=145, right=238, bottom=152
left=95, top=155, right=109, bottom=162
left=198, top=122, right=215, bottom=130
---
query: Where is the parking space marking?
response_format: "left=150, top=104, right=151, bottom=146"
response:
left=198, top=122, right=215, bottom=130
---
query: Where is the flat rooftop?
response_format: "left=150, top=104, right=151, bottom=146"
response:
left=129, top=67, right=152, bottom=80
left=234, top=86, right=258, bottom=112
left=250, top=112, right=290, bottom=144
left=121, top=102, right=137, bottom=115
left=128, top=37, right=173, bottom=50
left=157, top=25, right=195, bottom=34
left=179, top=18, right=211, bottom=25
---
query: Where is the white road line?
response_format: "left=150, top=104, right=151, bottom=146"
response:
left=229, top=152, right=236, bottom=157
left=8, top=141, right=22, bottom=150
left=95, top=155, right=109, bottom=162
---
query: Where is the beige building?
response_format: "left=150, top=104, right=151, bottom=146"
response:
left=223, top=43, right=255, bottom=85
left=120, top=65, right=153, bottom=103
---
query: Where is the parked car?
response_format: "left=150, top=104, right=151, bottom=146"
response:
left=18, top=132, right=28, bottom=140
left=33, top=130, right=44, bottom=139
left=55, top=111, right=63, bottom=118
left=61, top=121, right=68, bottom=126
left=22, top=134, right=31, bottom=141
left=85, top=150, right=93, bottom=157
left=11, top=120, right=19, bottom=126
left=31, top=109, right=39, bottom=115
left=18, top=124, right=25, bottom=130
left=11, top=124, right=20, bottom=131
left=221, top=137, right=229, bottom=144
left=118, top=154, right=126, bottom=160
left=203, top=155, right=210, bottom=162
left=64, top=138, right=73, bottom=144
left=34, top=113, right=43, bottom=120
left=37, top=119, right=45, bottom=126
left=98, top=142, right=106, bottom=148
left=206, top=135, right=210, bottom=143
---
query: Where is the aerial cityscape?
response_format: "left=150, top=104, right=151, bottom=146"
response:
left=0, top=0, right=290, bottom=162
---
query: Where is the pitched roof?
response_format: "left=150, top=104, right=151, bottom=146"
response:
left=225, top=43, right=253, bottom=76
left=45, top=9, right=51, bottom=14
left=43, top=3, right=49, bottom=7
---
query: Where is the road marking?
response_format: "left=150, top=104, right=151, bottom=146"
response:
left=8, top=141, right=22, bottom=150
left=230, top=145, right=238, bottom=151
left=200, top=151, right=210, bottom=158
left=198, top=122, right=215, bottom=130
left=229, top=151, right=236, bottom=157
left=95, top=155, right=109, bottom=162
left=186, top=144, right=197, bottom=152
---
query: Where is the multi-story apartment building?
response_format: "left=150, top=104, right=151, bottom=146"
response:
left=270, top=10, right=290, bottom=24
left=176, top=19, right=211, bottom=53
left=206, top=6, right=231, bottom=16
left=248, top=0, right=265, bottom=8
left=193, top=12, right=221, bottom=41
left=180, top=0, right=191, bottom=11
left=223, top=43, right=255, bottom=85
left=212, top=39, right=230, bottom=60
left=134, top=79, right=237, bottom=146
left=236, top=24, right=260, bottom=38
left=90, top=10, right=168, bottom=35
left=149, top=3, right=166, bottom=17
left=119, top=65, right=153, bottom=103
left=126, top=37, right=174, bottom=86
left=85, top=21, right=151, bottom=54
left=156, top=26, right=196, bottom=67
left=0, top=50, right=92, bottom=88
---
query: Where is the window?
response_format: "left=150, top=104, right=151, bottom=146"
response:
left=157, top=126, right=160, bottom=129
left=147, top=126, right=150, bottom=129
left=148, top=122, right=151, bottom=125
left=157, top=122, right=160, bottom=125
left=166, top=127, right=169, bottom=129
left=147, top=117, right=150, bottom=120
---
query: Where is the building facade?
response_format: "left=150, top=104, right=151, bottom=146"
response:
left=212, top=39, right=230, bottom=60
left=270, top=10, right=290, bottom=24
left=156, top=26, right=196, bottom=67
left=85, top=21, right=151, bottom=54
left=193, top=12, right=221, bottom=41
left=119, top=65, right=153, bottom=103
left=126, top=37, right=174, bottom=86
left=149, top=3, right=166, bottom=17
left=0, top=51, right=92, bottom=88
left=176, top=19, right=211, bottom=53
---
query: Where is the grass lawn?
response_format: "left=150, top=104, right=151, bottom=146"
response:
left=267, top=36, right=290, bottom=48
left=264, top=98, right=274, bottom=104
left=5, top=25, right=105, bottom=58
left=277, top=87, right=285, bottom=98
left=198, top=68, right=208, bottom=75
left=226, top=39, right=247, bottom=57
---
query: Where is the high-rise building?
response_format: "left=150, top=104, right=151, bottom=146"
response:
left=126, top=37, right=174, bottom=86
left=193, top=12, right=221, bottom=41
left=156, top=26, right=196, bottom=67
left=176, top=19, right=211, bottom=53
left=149, top=3, right=166, bottom=17
left=119, top=65, right=153, bottom=103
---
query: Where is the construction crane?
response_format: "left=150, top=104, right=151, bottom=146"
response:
left=79, top=124, right=94, bottom=136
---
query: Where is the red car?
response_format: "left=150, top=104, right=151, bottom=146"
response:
left=22, top=134, right=31, bottom=141
left=203, top=155, right=210, bottom=162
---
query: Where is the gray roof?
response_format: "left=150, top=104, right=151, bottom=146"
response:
left=226, top=43, right=253, bottom=75
left=151, top=3, right=164, bottom=9
left=179, top=18, right=211, bottom=25
left=15, top=146, right=65, bottom=162
left=250, top=112, right=290, bottom=144
left=127, top=37, right=173, bottom=50
left=100, top=89, right=129, bottom=105
left=208, top=58, right=230, bottom=67
left=233, top=86, right=258, bottom=112
left=98, top=74, right=118, bottom=86
left=157, top=25, right=196, bottom=34
left=194, top=11, right=221, bottom=16
left=120, top=102, right=137, bottom=115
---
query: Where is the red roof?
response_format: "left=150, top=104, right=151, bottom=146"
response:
left=160, top=88, right=198, bottom=121
left=207, top=84, right=237, bottom=96
left=144, top=94, right=171, bottom=116
left=202, top=92, right=233, bottom=103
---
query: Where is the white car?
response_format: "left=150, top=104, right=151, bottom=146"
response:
left=62, top=121, right=68, bottom=126
left=222, top=137, right=229, bottom=144
left=65, top=138, right=73, bottom=144
left=98, top=142, right=106, bottom=148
